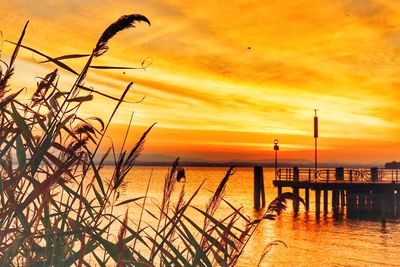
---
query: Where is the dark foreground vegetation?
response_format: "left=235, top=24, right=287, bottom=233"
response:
left=0, top=14, right=300, bottom=266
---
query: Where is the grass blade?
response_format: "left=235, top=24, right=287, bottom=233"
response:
left=5, top=41, right=79, bottom=75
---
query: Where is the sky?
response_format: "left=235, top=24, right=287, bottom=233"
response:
left=1, top=0, right=400, bottom=164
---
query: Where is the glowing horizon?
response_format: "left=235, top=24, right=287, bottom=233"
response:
left=1, top=0, right=400, bottom=164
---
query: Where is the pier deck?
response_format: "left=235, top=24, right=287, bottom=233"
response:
left=273, top=167, right=400, bottom=218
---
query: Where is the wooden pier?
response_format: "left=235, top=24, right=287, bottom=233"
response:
left=273, top=167, right=400, bottom=218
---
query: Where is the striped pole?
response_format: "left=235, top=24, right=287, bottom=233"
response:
left=314, top=109, right=318, bottom=179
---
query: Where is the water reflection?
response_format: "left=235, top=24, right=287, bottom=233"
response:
left=113, top=166, right=400, bottom=266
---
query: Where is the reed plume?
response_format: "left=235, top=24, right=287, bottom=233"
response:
left=94, top=14, right=151, bottom=57
left=257, top=240, right=287, bottom=267
left=0, top=21, right=28, bottom=97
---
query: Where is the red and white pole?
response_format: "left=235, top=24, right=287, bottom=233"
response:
left=314, top=109, right=318, bottom=179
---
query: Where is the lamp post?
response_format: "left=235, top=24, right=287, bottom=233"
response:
left=274, top=139, right=279, bottom=179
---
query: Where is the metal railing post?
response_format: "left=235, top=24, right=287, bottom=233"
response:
left=371, top=167, right=378, bottom=182
left=336, top=167, right=344, bottom=181
left=293, top=167, right=299, bottom=182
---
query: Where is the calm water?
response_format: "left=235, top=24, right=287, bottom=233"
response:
left=109, top=166, right=400, bottom=266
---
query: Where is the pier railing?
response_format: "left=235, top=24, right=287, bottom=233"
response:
left=276, top=167, right=400, bottom=183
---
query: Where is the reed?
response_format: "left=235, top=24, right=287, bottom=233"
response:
left=0, top=14, right=303, bottom=266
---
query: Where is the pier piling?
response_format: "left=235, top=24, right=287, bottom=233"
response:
left=332, top=190, right=339, bottom=211
left=315, top=189, right=321, bottom=217
left=253, top=166, right=265, bottom=209
left=293, top=167, right=300, bottom=213
left=347, top=191, right=355, bottom=216
left=340, top=190, right=345, bottom=208
left=305, top=188, right=310, bottom=211
left=277, top=186, right=282, bottom=196
left=293, top=187, right=299, bottom=213
left=323, top=190, right=328, bottom=213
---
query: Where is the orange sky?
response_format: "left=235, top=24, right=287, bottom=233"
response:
left=1, top=0, right=400, bottom=164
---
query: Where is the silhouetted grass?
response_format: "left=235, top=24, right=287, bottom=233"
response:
left=0, top=14, right=302, bottom=266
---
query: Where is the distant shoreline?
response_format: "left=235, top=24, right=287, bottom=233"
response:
left=105, top=161, right=385, bottom=168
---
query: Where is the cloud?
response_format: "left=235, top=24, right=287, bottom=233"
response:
left=1, top=0, right=400, bottom=163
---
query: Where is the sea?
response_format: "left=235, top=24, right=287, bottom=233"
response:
left=106, top=166, right=400, bottom=266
